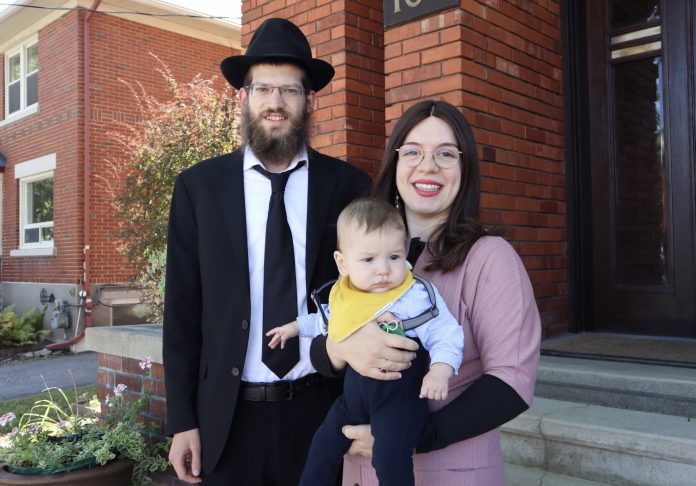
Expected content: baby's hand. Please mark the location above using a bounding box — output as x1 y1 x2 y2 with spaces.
376 311 397 324
419 363 453 400
266 321 299 349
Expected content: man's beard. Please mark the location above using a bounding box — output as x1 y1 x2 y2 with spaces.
242 104 310 167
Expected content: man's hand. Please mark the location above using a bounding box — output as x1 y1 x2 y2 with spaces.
327 322 418 380
169 428 203 483
343 424 374 459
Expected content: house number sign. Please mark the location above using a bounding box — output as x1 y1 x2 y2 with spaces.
384 0 460 27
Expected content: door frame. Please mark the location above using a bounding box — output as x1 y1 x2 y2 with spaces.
562 0 696 335
562 0 593 333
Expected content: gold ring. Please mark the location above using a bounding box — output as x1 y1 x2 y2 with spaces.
380 359 389 373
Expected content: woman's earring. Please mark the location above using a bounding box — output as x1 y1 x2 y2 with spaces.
395 193 401 209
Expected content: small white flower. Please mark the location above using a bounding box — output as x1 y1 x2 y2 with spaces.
0 412 16 427
139 356 153 370
113 383 127 396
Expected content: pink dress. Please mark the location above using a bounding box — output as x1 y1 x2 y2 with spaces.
342 236 541 486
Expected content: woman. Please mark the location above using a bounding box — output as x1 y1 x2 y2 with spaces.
311 100 541 485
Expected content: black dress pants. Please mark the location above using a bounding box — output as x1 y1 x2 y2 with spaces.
202 380 334 486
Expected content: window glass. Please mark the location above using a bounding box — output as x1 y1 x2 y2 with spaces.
5 41 38 117
610 0 660 29
612 56 667 285
28 178 53 224
26 43 38 73
8 54 20 83
41 226 53 242
9 83 21 113
26 72 38 106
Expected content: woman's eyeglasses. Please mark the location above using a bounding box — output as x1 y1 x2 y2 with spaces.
244 84 307 100
396 143 462 169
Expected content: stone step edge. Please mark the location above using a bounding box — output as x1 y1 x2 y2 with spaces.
537 356 696 402
501 397 696 466
505 463 612 486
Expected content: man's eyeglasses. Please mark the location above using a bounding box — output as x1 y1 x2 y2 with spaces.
396 143 462 169
244 84 307 100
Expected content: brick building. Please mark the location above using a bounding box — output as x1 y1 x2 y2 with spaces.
0 0 240 341
82 1 696 483
3 1 694 346
236 0 695 339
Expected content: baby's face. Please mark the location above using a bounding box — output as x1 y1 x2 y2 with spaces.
334 224 408 293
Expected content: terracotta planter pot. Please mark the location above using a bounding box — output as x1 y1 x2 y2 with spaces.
0 459 134 485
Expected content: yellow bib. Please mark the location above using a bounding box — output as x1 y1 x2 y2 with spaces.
327 270 415 342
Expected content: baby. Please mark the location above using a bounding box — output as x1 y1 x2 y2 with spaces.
267 198 463 486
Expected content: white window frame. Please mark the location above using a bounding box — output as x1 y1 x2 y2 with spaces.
11 154 56 257
3 36 39 123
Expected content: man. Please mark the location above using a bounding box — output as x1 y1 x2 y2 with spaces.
163 18 371 485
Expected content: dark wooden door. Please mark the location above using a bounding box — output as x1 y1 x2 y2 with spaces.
585 0 696 336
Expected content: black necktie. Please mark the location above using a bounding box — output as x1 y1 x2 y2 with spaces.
253 162 305 378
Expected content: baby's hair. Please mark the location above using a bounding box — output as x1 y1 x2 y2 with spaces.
336 197 406 250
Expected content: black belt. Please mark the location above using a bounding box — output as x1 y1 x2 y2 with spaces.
240 373 322 402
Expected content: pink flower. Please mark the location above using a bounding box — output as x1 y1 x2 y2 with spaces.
139 356 153 370
0 412 16 427
113 383 127 396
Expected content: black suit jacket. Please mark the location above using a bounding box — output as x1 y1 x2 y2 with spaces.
162 148 371 472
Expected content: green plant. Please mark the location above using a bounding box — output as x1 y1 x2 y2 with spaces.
0 385 96 427
101 53 240 320
0 305 49 346
0 359 170 485
138 250 167 323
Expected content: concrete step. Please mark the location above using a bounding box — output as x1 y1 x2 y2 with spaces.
505 463 612 485
535 355 696 417
501 397 696 486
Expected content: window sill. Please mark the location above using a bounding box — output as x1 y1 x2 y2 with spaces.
0 104 39 128
10 247 56 257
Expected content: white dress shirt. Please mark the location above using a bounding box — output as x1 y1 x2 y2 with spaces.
241 145 316 382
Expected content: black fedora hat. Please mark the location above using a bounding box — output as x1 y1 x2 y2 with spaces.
220 18 335 91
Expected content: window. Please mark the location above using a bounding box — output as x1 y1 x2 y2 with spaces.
12 154 55 256
21 174 53 247
4 38 39 118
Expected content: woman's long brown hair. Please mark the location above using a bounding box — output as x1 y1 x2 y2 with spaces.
372 100 503 273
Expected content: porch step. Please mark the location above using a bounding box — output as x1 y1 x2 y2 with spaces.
535 355 696 416
505 464 612 485
502 356 696 484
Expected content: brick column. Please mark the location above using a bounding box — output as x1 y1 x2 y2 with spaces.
384 1 567 335
242 1 385 175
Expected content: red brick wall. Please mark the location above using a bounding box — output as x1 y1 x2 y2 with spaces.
1 11 84 283
0 11 238 286
96 353 182 485
384 1 567 336
244 1 568 336
87 14 237 284
242 1 386 175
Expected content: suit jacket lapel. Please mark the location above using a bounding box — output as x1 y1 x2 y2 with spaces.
213 151 250 293
306 149 336 295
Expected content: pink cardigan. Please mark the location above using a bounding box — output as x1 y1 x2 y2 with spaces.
343 236 541 485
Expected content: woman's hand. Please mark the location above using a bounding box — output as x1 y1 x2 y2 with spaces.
326 322 418 380
343 424 374 459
